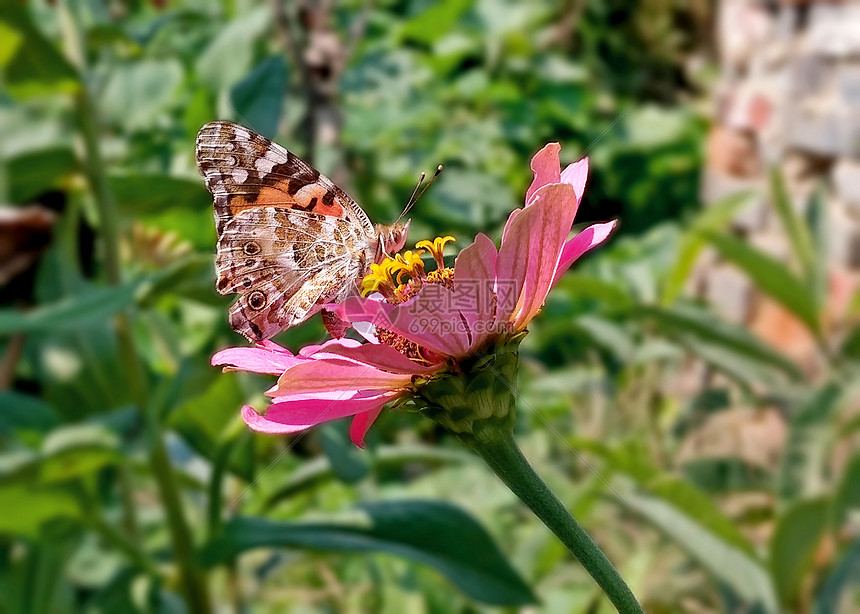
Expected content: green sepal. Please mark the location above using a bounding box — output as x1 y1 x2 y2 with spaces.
413 335 521 445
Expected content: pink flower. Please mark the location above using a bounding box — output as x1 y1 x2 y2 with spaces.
212 338 436 447
213 144 616 446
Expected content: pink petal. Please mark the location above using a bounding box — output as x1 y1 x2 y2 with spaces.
502 143 563 244
453 233 499 348
212 345 302 375
352 320 379 343
496 183 579 330
560 158 588 208
551 220 617 287
299 338 362 357
350 405 384 448
454 233 498 297
343 294 384 343
500 208 523 244
270 359 413 397
525 142 561 204
398 285 475 355
311 341 439 374
258 340 292 353
242 390 399 435
334 294 472 357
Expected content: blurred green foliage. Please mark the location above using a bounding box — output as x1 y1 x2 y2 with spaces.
0 1 858 613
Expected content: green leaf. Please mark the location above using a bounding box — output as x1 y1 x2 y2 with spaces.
0 263 193 336
0 4 79 99
682 457 770 493
229 55 287 139
838 324 860 362
0 391 60 437
701 230 820 334
169 373 245 453
570 314 636 361
319 423 371 484
662 190 753 305
0 282 139 334
431 169 518 228
769 168 816 285
201 500 536 606
554 275 635 309
805 184 829 307
622 488 778 612
637 304 804 384
573 438 756 555
832 454 860 530
0 485 80 537
777 383 843 502
133 207 215 251
109 174 211 216
569 437 660 484
263 445 471 508
0 527 79 613
100 59 184 131
648 477 758 556
0 450 38 483
135 255 215 306
7 147 78 203
400 0 472 44
36 425 121 483
769 498 830 607
184 85 216 139
0 422 121 488
195 7 270 91
0 18 23 68
813 540 860 614
85 569 142 614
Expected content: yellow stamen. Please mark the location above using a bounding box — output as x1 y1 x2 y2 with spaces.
416 236 455 271
426 267 454 290
360 237 455 308
360 261 400 298
389 249 426 285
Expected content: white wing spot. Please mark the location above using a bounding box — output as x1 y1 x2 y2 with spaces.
232 168 249 184
255 156 276 175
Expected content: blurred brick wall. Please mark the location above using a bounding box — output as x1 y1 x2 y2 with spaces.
701 0 860 369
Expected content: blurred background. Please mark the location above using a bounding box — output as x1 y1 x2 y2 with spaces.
2 0 860 612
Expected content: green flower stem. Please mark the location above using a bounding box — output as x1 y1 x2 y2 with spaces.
415 338 641 611
471 428 644 614
150 436 213 614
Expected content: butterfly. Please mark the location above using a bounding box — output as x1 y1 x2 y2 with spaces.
195 121 409 341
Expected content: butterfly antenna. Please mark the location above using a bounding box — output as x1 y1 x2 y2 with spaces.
398 171 425 222
397 165 443 223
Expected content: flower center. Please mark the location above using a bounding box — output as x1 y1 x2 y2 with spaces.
360 236 456 363
361 236 455 303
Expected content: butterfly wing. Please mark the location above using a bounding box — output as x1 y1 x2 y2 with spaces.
195 121 374 234
196 121 377 340
216 207 369 341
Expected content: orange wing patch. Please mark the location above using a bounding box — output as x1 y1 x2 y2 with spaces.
226 184 345 218
196 121 351 232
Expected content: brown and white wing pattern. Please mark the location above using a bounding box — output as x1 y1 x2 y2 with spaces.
215 207 370 341
196 120 383 340
195 121 373 234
